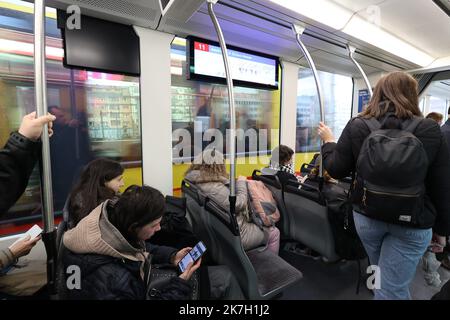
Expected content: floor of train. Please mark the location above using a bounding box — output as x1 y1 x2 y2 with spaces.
278 242 450 300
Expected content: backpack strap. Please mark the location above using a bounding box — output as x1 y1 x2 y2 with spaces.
360 117 381 132
402 117 423 133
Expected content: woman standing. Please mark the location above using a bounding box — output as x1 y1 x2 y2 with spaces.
317 72 450 299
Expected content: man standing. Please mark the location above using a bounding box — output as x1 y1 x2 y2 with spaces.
439 108 450 270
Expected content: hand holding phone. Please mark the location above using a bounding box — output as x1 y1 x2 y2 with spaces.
9 224 42 259
178 241 206 273
11 224 42 246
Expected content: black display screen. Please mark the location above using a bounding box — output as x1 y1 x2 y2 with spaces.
58 11 140 76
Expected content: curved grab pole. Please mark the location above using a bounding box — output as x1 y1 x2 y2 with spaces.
206 1 237 213
346 44 373 97
34 0 57 296
292 24 325 179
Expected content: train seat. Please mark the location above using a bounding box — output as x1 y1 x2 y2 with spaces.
283 180 340 262
251 170 290 240
182 180 303 299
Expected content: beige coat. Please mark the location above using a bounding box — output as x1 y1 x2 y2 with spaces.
185 170 266 250
63 201 148 278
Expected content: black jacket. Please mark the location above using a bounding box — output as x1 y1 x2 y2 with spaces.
441 119 450 151
0 132 40 214
276 171 297 186
322 117 450 235
432 279 450 300
63 243 192 300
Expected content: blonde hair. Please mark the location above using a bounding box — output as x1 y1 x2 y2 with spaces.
185 149 228 181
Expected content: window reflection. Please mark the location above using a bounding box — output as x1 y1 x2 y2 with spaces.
0 1 142 230
170 37 280 162
296 68 353 152
420 79 450 123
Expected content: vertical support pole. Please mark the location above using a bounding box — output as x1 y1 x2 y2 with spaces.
34 0 54 232
206 0 237 215
347 45 373 98
292 24 325 181
34 0 56 296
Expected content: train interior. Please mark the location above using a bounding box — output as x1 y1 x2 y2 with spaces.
0 0 450 299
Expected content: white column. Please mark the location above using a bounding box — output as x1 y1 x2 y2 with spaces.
423 95 431 116
280 60 299 151
134 26 174 196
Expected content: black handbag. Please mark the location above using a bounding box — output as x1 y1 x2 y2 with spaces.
326 176 367 260
147 264 199 300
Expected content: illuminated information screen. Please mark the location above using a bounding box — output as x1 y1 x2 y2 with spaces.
191 40 278 89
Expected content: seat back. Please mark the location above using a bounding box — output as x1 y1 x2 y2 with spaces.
182 178 302 299
55 220 68 300
283 181 340 262
204 199 302 299
182 180 219 261
251 170 290 239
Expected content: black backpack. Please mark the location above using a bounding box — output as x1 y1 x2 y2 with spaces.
353 115 428 226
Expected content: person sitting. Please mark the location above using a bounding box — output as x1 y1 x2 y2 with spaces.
0 235 44 297
67 161 244 300
62 185 201 300
184 149 280 254
266 145 300 185
66 158 124 229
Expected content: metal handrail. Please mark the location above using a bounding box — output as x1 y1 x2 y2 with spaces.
347 44 373 98
292 24 325 179
206 0 237 215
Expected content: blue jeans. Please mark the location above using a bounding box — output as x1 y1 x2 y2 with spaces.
353 211 432 300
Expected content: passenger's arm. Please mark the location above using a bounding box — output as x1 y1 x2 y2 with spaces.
235 177 248 213
146 243 178 264
321 119 356 179
0 112 56 215
0 248 15 272
0 132 40 214
426 134 450 236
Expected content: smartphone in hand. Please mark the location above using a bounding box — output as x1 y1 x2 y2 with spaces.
178 241 206 273
11 224 42 246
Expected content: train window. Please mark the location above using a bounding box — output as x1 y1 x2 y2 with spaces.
420 80 450 123
170 37 281 163
0 0 142 235
295 68 353 152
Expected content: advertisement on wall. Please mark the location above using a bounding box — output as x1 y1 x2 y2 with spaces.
358 89 371 113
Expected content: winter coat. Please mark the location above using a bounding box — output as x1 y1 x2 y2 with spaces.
441 119 450 151
184 170 266 250
62 201 192 300
0 132 40 215
322 116 450 236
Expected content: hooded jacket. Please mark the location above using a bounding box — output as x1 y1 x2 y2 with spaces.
322 116 450 235
184 170 266 250
62 201 192 300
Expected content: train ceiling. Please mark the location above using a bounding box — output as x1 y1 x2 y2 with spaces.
42 0 450 77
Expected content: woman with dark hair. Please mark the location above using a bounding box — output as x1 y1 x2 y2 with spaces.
317 71 450 299
62 185 200 300
67 158 124 228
